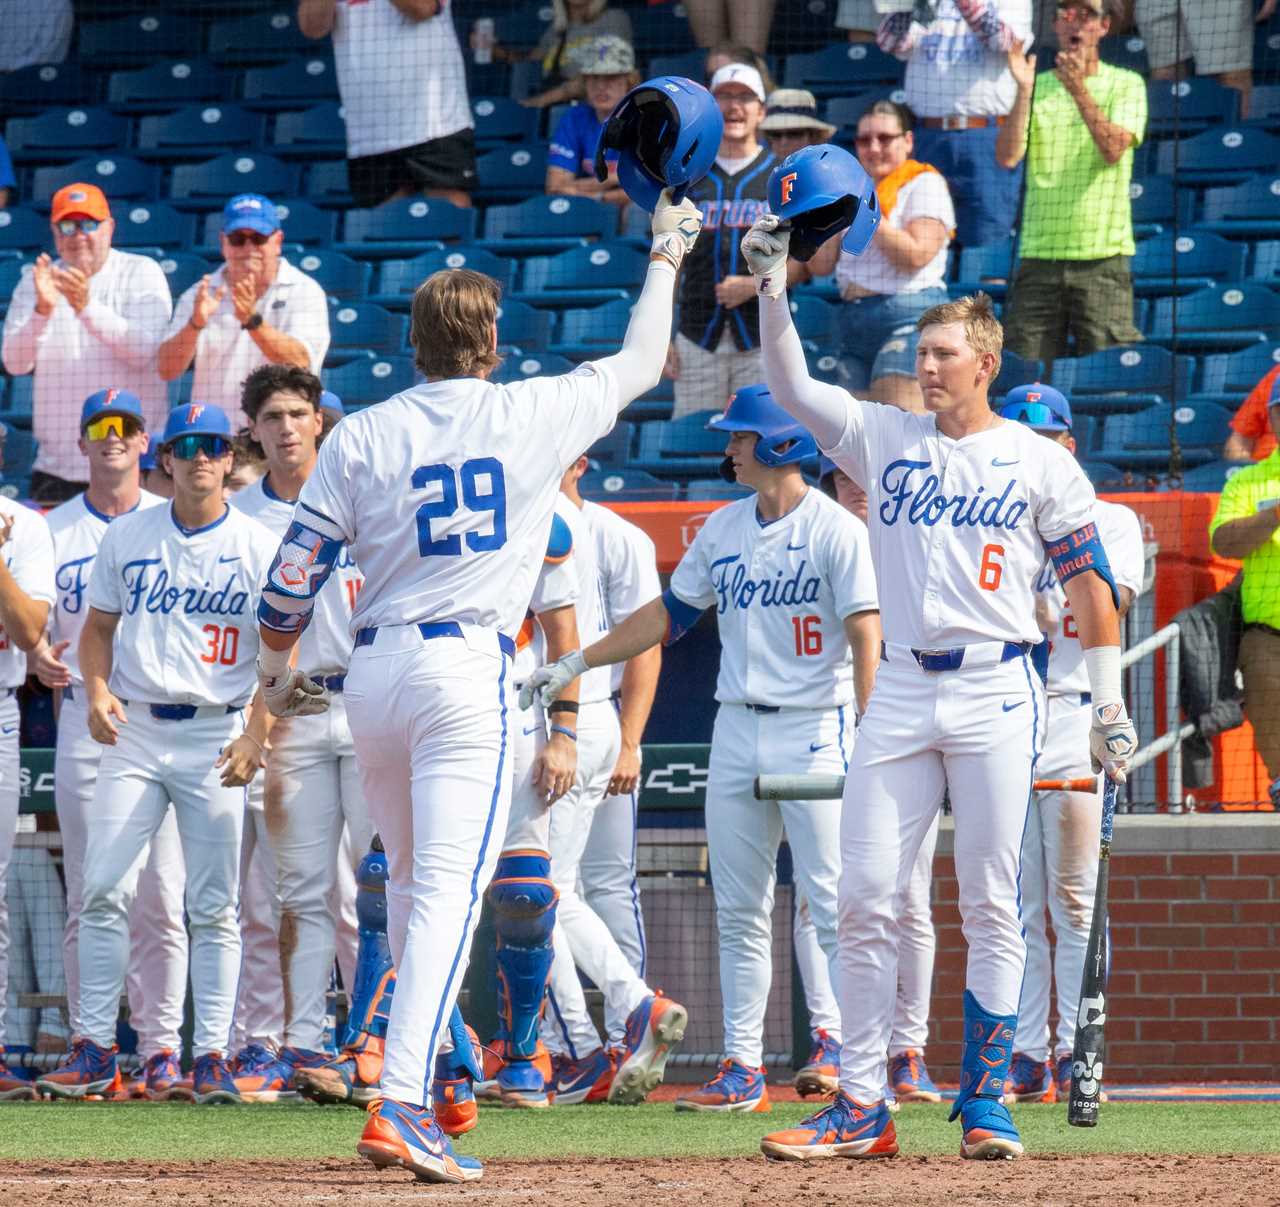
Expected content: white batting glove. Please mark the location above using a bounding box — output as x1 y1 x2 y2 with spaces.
519 649 589 712
1089 701 1137 784
257 660 329 718
741 214 790 297
650 188 703 271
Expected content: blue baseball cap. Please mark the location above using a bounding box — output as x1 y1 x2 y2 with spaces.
818 455 838 478
160 403 233 447
222 193 279 236
319 389 344 418
139 445 157 471
81 387 145 429
1000 383 1073 432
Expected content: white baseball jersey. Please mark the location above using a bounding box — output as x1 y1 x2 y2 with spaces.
0 498 55 688
668 487 878 709
557 496 612 705
824 406 1097 647
86 504 279 705
513 502 580 684
232 476 363 676
1036 498 1146 698
47 491 167 688
294 367 618 639
582 499 662 695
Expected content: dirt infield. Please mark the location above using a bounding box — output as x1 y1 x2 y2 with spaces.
3 1155 1277 1207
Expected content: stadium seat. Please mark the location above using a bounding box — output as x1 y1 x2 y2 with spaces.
783 43 903 97
630 2 697 54
1191 342 1280 404
1052 344 1195 413
106 60 232 112
208 10 312 66
293 250 373 301
32 155 162 204
583 420 635 465
323 356 418 407
0 259 31 310
1100 33 1149 74
1145 78 1239 135
145 251 213 300
990 352 1043 398
241 55 340 110
1097 403 1223 469
1127 175 1195 238
1147 284 1280 351
1082 459 1128 488
1068 413 1098 456
1197 174 1280 239
136 104 266 162
516 243 646 308
5 107 129 164
632 410 729 476
1 376 34 426
327 301 408 356
0 63 94 115
172 153 302 211
372 246 515 308
495 299 553 352
952 237 1018 299
307 159 353 206
552 298 633 360
338 197 477 257
274 103 348 160
261 199 336 246
789 294 840 350
110 202 197 249
491 353 577 386
481 196 617 256
0 209 51 254
1248 84 1280 132
470 97 539 146
474 145 549 205
493 7 553 51
0 426 37 496
686 478 752 501
647 50 706 80
1155 127 1280 185
1251 241 1280 284
466 61 512 102
1177 460 1250 491
1129 231 1247 295
579 467 679 501
77 14 202 68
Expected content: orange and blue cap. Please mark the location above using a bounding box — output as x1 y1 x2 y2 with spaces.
999 383 1073 432
81 388 144 429
160 403 233 447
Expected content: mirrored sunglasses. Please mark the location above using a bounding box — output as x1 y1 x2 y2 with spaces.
1001 401 1070 430
169 434 230 460
56 218 102 236
83 414 143 442
225 230 271 247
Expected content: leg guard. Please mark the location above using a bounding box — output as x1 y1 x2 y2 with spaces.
487 850 558 1060
950 989 1023 1159
346 834 395 1043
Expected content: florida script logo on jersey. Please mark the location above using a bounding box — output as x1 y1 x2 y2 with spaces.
710 554 821 614
56 555 96 615
120 558 250 617
878 459 1028 529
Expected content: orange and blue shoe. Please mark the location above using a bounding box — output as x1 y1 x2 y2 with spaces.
236 1046 329 1103
952 991 1024 1160
431 1042 479 1136
358 1098 483 1184
1003 1051 1055 1104
608 992 688 1105
958 1096 1025 1160
760 1091 898 1161
675 1058 770 1113
887 1049 942 1104
137 1050 184 1100
36 1038 118 1100
794 1029 840 1097
496 1039 553 1109
0 1053 38 1102
549 1047 615 1106
295 1034 383 1107
192 1052 246 1105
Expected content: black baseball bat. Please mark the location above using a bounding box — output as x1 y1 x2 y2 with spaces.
1067 773 1118 1127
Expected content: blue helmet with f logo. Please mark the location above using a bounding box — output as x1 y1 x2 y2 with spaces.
707 383 817 467
768 144 880 262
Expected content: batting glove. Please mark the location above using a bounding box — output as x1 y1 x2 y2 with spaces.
257 661 329 718
519 649 589 711
1089 701 1137 784
741 214 790 297
650 188 703 271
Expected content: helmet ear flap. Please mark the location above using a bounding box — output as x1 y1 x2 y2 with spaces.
788 196 858 262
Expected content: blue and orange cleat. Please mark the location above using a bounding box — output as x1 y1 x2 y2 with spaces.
675 1058 770 1113
549 1047 615 1106
951 991 1024 1160
295 1033 384 1107
496 1040 553 1109
191 1052 246 1105
760 1091 898 1161
608 992 687 1105
0 1053 38 1102
959 1096 1025 1160
1004 1051 1055 1104
36 1038 118 1100
887 1048 942 1104
431 1033 481 1136
358 1098 483 1184
237 1046 330 1103
794 1029 840 1097
137 1050 184 1100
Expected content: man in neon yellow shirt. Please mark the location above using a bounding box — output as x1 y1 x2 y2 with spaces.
995 0 1146 369
1210 379 1280 809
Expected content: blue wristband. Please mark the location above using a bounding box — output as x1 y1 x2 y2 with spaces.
550 724 577 742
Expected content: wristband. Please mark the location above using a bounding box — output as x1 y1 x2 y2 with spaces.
1082 645 1122 707
550 724 577 742
242 312 264 332
239 732 266 755
548 700 579 715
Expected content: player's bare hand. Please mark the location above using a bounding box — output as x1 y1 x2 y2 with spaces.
88 693 127 745
31 639 72 690
663 341 680 381
216 734 265 787
607 741 642 797
519 649 588 710
191 276 226 329
32 254 59 316
714 274 757 310
533 730 577 803
741 214 790 296
258 661 329 717
1089 701 1137 783
1008 39 1036 92
650 189 703 270
53 265 90 314
0 514 14 549
231 276 259 325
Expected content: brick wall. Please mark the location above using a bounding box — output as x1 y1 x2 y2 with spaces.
927 818 1280 1083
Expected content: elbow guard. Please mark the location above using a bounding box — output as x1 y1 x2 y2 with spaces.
259 508 345 634
1044 521 1119 610
661 588 704 645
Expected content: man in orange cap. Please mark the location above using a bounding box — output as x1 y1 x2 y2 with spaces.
1 184 171 505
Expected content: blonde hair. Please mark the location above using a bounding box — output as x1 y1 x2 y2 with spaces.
916 292 1003 382
410 269 503 381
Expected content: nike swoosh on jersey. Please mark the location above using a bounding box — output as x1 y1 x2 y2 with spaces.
218 555 241 564
0 725 15 735
991 457 1020 467
809 741 830 752
787 542 807 551
522 724 540 735
1001 700 1025 712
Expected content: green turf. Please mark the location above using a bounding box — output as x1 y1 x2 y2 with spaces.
4 1101 1280 1162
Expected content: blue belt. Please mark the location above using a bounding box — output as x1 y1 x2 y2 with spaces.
316 674 346 692
1080 691 1092 706
355 621 515 658
881 640 1032 673
149 703 240 721
744 703 781 714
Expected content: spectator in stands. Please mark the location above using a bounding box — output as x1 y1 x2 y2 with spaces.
1208 377 1280 809
686 0 775 56
1 183 171 506
157 194 329 433
806 100 956 414
0 0 71 73
545 36 640 207
997 0 1146 370
835 0 881 42
298 0 476 209
1224 360 1280 462
759 88 837 160
670 63 778 419
705 42 776 93
1136 0 1276 119
0 136 14 208
877 0 1032 248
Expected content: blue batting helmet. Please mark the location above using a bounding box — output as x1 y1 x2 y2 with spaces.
707 384 817 467
768 144 880 262
595 76 724 212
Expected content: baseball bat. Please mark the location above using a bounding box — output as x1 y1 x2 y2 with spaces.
753 774 1097 800
1067 773 1118 1128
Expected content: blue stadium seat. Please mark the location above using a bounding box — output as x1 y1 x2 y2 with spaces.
685 478 752 501
146 251 213 300
481 196 617 256
1255 22 1280 80
264 199 336 246
1155 128 1280 185
1127 175 1195 238
323 356 418 407
474 145 549 205
371 246 515 308
77 14 202 68
516 243 645 308
953 237 1018 299
552 298 633 360
327 301 408 356
5 107 129 164
495 299 553 352
466 61 512 101
1145 78 1239 135
491 353 577 386
579 467 679 501
1191 342 1280 404
1249 84 1280 132
492 7 553 51
0 259 31 314
1097 403 1224 469
583 420 634 465
823 91 899 138
274 103 348 160
1129 231 1247 295
1068 413 1098 456
106 60 231 113
470 97 539 146
0 426 38 496
1082 459 1128 487
308 160 353 206
1100 33 1150 74
0 63 94 116
293 250 373 301
1252 241 1280 284
1052 344 1195 413
208 10 312 66
338 198 477 257
171 153 302 211
241 55 339 110
1148 284 1280 351
32 155 162 204
0 209 50 254
1 376 34 426
647 50 706 81
788 294 840 349
136 105 266 162
110 202 197 249
630 2 697 54
632 411 728 476
1177 460 1250 491
991 352 1043 398
783 43 903 96
1197 174 1280 239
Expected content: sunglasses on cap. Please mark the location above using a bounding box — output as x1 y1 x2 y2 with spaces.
168 434 230 460
84 415 143 442
1002 400 1071 430
225 230 271 247
55 218 102 237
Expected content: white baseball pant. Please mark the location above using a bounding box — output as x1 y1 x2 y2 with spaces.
0 694 21 1047
231 781 283 1052
333 824 359 1026
793 889 840 1035
581 786 647 978
6 842 69 1047
79 707 248 1057
1015 694 1099 1062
